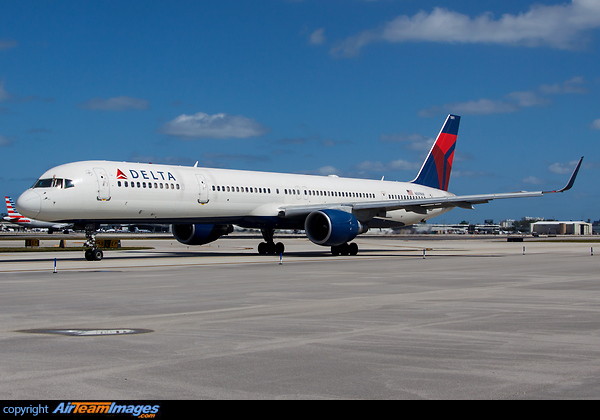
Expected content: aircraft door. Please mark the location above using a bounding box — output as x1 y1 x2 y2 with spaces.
196 174 210 204
93 167 111 201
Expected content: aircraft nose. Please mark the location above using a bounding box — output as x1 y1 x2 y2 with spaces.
16 190 41 218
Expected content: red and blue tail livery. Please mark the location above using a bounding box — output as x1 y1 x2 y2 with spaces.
412 114 460 191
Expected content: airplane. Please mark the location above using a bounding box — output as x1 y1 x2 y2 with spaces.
3 196 71 233
15 114 583 261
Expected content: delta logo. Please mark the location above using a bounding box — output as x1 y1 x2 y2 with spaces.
53 401 160 417
117 168 177 182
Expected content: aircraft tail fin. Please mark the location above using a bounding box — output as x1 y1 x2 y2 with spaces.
5 196 22 218
411 114 460 191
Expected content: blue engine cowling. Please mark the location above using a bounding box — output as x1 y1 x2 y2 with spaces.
172 223 233 245
304 209 365 247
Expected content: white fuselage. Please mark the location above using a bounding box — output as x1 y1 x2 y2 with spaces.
2 215 67 229
16 160 454 229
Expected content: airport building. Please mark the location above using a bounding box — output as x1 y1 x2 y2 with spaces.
530 221 592 235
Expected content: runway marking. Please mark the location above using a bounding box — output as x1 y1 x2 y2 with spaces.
17 328 154 336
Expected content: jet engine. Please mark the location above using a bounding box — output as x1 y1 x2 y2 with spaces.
172 223 233 245
304 209 366 247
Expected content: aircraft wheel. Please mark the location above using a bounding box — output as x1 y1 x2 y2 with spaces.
275 242 285 255
331 243 358 256
92 249 103 261
258 242 268 255
84 249 94 261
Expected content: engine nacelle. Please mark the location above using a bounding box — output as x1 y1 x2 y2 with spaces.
171 223 233 245
304 209 366 247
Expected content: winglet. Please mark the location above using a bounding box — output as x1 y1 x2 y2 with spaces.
545 157 583 193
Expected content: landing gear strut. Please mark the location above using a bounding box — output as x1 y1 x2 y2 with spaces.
83 224 103 261
331 242 358 256
257 229 285 255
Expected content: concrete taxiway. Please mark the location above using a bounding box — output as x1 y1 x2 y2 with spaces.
1 234 600 399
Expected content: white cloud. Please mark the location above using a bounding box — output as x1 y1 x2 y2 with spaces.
419 98 520 117
380 133 434 152
0 134 13 147
354 158 420 173
591 118 600 130
522 176 545 185
316 166 339 176
0 81 10 102
507 91 551 108
549 160 581 174
420 76 587 116
309 28 326 45
160 112 270 139
332 0 600 57
79 96 150 111
0 40 17 51
539 76 588 94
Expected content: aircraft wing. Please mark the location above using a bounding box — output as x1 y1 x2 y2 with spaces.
279 157 583 219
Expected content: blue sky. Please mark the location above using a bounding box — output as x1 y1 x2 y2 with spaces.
1 0 599 224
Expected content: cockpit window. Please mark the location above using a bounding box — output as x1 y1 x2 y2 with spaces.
33 178 75 189
33 178 53 188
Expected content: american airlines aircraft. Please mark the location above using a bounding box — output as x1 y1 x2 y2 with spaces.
15 115 582 261
3 196 71 233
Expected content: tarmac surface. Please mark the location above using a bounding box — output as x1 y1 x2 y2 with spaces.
1 233 600 399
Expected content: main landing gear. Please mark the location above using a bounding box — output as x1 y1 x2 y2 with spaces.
331 242 358 256
83 224 103 261
257 229 285 255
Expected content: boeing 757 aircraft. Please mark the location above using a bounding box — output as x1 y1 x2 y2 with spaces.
15 115 582 261
4 196 71 233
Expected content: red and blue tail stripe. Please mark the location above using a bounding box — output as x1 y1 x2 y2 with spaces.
412 114 460 191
